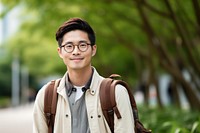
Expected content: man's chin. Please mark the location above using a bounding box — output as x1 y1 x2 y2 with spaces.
68 65 83 70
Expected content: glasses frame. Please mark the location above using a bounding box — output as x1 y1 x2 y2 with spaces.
60 41 91 53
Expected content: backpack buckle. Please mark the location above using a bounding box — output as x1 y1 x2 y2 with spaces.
45 113 52 126
107 109 114 115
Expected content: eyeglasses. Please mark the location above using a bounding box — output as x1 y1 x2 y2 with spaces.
60 42 91 53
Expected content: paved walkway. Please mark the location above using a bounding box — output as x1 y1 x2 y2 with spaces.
0 103 33 133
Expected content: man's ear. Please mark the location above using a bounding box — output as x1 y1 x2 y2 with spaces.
57 47 63 58
92 45 97 56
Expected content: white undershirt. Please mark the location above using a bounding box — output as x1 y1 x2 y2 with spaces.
74 86 84 102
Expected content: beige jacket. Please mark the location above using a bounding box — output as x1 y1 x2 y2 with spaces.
33 69 135 133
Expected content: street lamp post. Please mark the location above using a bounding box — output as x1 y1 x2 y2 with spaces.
12 55 20 106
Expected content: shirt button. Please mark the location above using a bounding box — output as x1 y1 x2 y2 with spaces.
98 115 101 118
66 114 69 117
91 116 93 119
91 90 95 94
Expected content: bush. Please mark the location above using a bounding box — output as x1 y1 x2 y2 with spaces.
138 106 200 133
0 97 11 108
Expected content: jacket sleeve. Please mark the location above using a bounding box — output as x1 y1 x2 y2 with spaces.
33 84 48 133
114 84 135 133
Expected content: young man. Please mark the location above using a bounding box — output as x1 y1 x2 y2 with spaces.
33 18 135 133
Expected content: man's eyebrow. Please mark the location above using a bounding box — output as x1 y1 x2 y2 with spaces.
63 40 88 45
63 41 73 45
79 40 88 43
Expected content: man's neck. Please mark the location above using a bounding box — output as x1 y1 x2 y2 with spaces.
68 67 93 86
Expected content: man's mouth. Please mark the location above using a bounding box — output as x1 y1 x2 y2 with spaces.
70 58 84 61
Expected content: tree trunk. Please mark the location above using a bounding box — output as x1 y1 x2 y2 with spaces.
134 0 200 110
170 78 181 108
148 45 163 108
134 0 165 108
191 0 200 35
163 0 200 77
160 60 200 110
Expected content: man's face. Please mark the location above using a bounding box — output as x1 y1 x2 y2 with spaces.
57 30 96 71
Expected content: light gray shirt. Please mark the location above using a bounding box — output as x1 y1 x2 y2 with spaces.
65 69 93 133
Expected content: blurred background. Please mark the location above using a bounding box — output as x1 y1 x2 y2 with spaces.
0 0 200 133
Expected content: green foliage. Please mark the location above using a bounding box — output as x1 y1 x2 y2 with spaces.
1 1 144 80
1 0 200 111
0 97 11 108
138 106 200 133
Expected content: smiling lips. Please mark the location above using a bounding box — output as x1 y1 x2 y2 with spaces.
70 57 84 61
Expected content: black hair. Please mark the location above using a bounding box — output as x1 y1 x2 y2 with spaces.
55 18 95 47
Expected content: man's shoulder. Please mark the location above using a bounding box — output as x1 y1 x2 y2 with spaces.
115 84 129 94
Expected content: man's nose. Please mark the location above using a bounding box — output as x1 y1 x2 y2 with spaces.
72 46 80 54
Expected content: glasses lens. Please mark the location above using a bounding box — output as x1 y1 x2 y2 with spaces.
79 42 88 52
64 44 73 53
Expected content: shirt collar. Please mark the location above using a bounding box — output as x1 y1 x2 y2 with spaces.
65 68 94 97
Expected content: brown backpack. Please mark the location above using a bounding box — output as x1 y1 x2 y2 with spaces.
44 75 151 133
44 79 61 133
99 74 151 133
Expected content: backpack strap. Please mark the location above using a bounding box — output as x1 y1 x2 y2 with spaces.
111 79 139 120
44 79 61 133
99 78 115 132
99 75 139 133
111 80 152 133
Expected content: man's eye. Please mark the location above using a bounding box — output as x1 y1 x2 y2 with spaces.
80 43 87 47
66 44 73 48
